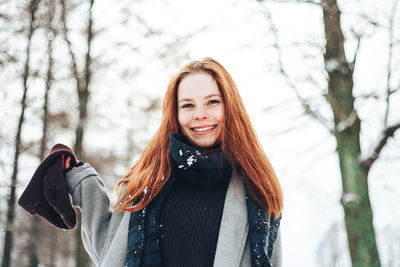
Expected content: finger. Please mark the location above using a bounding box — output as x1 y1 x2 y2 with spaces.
66 156 71 169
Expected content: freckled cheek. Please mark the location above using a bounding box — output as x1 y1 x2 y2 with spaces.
215 107 225 122
178 111 192 128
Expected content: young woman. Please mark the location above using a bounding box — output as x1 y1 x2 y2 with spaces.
64 57 283 267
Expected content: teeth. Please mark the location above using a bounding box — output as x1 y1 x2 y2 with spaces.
193 125 215 132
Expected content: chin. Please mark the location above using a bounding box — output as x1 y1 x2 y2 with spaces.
194 139 220 149
197 143 214 148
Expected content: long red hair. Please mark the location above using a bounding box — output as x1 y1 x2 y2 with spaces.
115 58 283 216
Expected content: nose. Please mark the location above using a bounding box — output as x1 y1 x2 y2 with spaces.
193 106 208 120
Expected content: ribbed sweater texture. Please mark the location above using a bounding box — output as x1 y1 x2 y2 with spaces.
158 171 230 267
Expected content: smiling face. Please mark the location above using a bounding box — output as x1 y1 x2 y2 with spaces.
177 72 225 149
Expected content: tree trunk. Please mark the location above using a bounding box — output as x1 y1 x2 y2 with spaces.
60 0 94 265
321 0 380 266
28 241 39 267
28 216 40 267
27 1 57 265
1 1 40 266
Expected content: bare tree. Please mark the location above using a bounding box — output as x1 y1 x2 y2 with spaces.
25 0 58 266
322 1 380 266
258 0 400 266
1 1 41 267
60 0 95 265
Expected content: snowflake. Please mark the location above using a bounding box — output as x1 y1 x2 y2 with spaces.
186 155 196 166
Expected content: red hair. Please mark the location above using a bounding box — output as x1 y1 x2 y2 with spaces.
115 58 283 216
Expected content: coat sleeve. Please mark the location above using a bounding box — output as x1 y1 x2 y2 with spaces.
65 162 113 265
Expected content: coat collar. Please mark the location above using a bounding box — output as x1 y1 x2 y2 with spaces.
213 168 249 267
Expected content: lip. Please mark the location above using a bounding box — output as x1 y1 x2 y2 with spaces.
190 124 216 129
190 124 217 134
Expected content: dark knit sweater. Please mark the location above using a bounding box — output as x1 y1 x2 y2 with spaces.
158 169 230 267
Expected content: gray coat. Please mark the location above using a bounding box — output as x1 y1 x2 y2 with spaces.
66 163 282 267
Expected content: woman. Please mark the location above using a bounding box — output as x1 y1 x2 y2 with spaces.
64 57 283 267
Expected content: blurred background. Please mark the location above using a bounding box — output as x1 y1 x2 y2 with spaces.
1 0 399 266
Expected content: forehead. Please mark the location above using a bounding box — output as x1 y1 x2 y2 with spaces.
177 72 220 100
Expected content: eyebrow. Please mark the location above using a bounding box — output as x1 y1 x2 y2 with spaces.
178 94 222 103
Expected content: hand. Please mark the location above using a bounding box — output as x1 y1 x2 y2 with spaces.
62 155 72 169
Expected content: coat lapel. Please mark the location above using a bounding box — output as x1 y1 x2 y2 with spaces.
213 169 249 267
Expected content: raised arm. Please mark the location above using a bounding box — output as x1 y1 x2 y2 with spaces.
65 162 112 265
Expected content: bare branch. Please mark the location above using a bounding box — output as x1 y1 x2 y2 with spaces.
358 13 383 27
0 12 11 21
362 121 400 173
350 29 361 70
258 2 333 134
60 0 81 92
83 0 94 94
390 85 399 96
40 0 57 161
384 0 398 127
130 12 161 37
0 48 18 66
356 93 380 100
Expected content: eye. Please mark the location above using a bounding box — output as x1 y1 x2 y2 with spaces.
208 99 220 105
181 103 194 108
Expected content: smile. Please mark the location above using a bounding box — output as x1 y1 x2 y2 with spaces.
191 125 217 132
